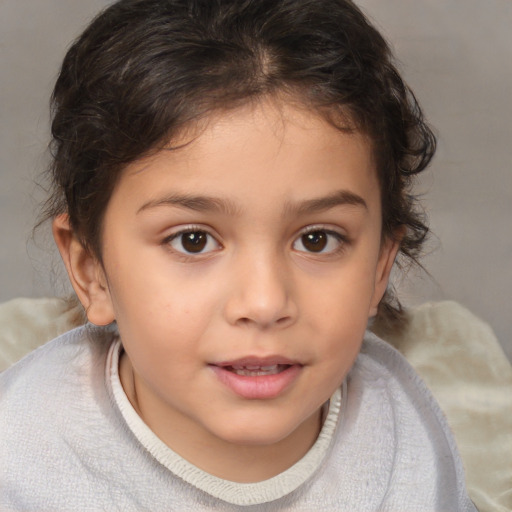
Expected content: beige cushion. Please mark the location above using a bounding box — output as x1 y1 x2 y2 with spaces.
0 297 510 511
0 297 84 371
375 301 512 512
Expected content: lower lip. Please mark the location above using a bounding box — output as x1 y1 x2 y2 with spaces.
210 365 302 400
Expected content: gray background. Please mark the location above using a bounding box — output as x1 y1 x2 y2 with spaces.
1 1 510 359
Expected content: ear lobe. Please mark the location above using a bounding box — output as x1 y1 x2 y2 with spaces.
52 214 115 326
368 235 401 318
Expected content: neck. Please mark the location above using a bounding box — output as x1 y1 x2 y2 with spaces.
119 352 324 482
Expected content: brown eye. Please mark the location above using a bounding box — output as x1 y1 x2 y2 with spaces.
181 232 207 253
293 229 344 254
168 230 220 255
301 231 327 252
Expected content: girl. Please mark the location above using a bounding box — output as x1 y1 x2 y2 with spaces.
1 0 477 510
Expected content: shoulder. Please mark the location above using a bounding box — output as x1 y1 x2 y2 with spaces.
346 330 476 510
0 325 116 430
1 324 114 398
355 330 455 438
0 325 120 508
371 303 511 512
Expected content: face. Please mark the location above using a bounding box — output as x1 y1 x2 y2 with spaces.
62 98 398 480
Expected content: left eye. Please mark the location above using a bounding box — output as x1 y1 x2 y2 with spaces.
293 230 344 254
167 230 220 254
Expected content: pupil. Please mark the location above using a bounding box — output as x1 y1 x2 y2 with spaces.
182 232 207 253
302 231 327 252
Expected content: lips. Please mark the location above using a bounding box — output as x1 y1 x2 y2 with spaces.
209 357 302 399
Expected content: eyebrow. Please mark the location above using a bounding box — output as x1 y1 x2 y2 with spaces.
137 189 367 217
137 193 241 216
285 190 368 216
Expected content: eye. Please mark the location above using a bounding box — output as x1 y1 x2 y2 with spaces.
167 229 220 255
293 229 345 254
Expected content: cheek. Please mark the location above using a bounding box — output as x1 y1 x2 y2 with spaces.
304 261 378 318
298 257 379 359
105 243 218 316
107 263 222 357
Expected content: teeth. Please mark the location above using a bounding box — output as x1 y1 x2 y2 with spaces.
233 364 278 371
243 365 265 371
229 364 284 376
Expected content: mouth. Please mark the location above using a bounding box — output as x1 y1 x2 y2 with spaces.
222 363 291 377
209 357 303 399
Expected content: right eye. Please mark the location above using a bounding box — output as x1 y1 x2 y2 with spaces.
166 230 221 255
292 229 345 255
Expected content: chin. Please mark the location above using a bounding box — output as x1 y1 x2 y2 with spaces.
210 412 313 448
223 435 281 447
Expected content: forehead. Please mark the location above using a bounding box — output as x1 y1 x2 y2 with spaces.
116 98 379 215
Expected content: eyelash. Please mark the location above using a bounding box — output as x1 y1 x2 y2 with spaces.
163 226 222 258
162 225 349 258
292 227 348 256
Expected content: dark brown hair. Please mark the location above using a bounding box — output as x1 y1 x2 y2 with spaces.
43 0 435 324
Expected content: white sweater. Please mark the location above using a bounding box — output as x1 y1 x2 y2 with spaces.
0 326 477 511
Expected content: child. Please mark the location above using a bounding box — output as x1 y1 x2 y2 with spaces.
0 0 477 510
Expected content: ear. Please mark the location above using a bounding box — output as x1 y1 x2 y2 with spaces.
368 232 402 318
52 214 115 326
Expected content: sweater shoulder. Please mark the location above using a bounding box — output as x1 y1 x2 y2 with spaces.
0 325 116 432
353 331 476 511
1 325 113 393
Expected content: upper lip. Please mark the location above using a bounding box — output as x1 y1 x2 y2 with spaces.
212 356 302 368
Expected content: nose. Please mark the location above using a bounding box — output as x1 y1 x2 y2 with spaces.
224 251 298 330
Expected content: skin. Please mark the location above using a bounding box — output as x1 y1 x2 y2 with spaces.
54 98 399 482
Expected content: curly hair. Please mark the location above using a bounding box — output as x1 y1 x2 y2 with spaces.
42 0 435 325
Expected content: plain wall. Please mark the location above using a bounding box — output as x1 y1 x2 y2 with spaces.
0 0 511 359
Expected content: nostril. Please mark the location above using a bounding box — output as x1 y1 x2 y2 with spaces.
224 273 298 328
234 314 292 329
